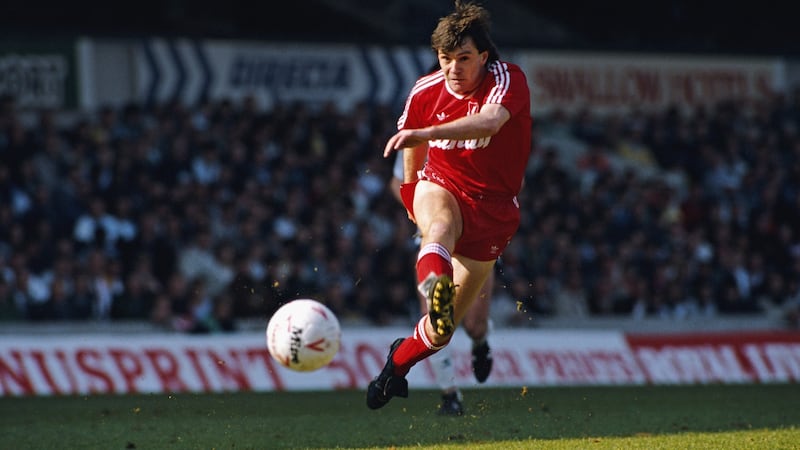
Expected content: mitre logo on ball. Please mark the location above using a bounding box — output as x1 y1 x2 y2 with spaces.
265 299 341 372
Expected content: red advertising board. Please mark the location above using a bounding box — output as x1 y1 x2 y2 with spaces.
516 52 785 115
626 331 800 384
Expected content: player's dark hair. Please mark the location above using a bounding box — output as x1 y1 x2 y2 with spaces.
431 1 500 64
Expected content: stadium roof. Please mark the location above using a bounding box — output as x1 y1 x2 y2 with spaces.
2 0 799 56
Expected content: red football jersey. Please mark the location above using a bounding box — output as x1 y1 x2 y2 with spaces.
397 61 532 197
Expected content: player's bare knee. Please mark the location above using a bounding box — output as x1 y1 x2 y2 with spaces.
424 221 454 243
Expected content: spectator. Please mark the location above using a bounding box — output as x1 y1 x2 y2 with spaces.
85 249 124 320
73 196 118 251
178 230 234 298
0 276 23 320
549 268 587 318
2 88 800 330
113 255 161 319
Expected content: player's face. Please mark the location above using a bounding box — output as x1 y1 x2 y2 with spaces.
437 37 488 96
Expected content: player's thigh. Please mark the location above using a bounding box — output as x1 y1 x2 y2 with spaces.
451 255 495 325
413 180 462 245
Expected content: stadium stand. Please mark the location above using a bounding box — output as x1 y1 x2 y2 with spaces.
2 1 800 335
2 86 800 333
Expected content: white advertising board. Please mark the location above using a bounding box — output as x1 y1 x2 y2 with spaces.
2 328 798 396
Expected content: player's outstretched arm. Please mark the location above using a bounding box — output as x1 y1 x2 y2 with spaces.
383 103 510 159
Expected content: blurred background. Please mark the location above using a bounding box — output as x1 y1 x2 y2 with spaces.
2 0 800 336
4 0 800 54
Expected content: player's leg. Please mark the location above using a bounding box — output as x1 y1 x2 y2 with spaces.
412 180 462 344
410 286 462 415
427 271 494 413
435 273 494 414
367 253 494 410
396 255 493 406
429 348 463 415
367 181 459 409
368 181 482 410
460 271 491 339
461 271 494 383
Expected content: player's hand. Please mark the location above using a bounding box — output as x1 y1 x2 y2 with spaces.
383 130 428 158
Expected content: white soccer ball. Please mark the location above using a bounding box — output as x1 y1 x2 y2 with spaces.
266 299 341 372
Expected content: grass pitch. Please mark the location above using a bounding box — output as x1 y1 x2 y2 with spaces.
2 384 799 449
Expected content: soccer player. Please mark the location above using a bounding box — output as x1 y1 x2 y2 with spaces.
389 153 494 416
367 1 531 410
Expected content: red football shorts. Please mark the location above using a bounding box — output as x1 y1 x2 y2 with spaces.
399 178 520 262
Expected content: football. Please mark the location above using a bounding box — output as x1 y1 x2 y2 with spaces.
266 299 341 372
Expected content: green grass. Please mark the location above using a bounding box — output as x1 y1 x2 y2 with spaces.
2 385 799 449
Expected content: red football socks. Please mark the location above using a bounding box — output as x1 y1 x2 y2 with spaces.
391 317 450 376
416 242 453 285
391 242 454 376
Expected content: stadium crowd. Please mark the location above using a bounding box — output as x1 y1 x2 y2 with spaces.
2 88 800 331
